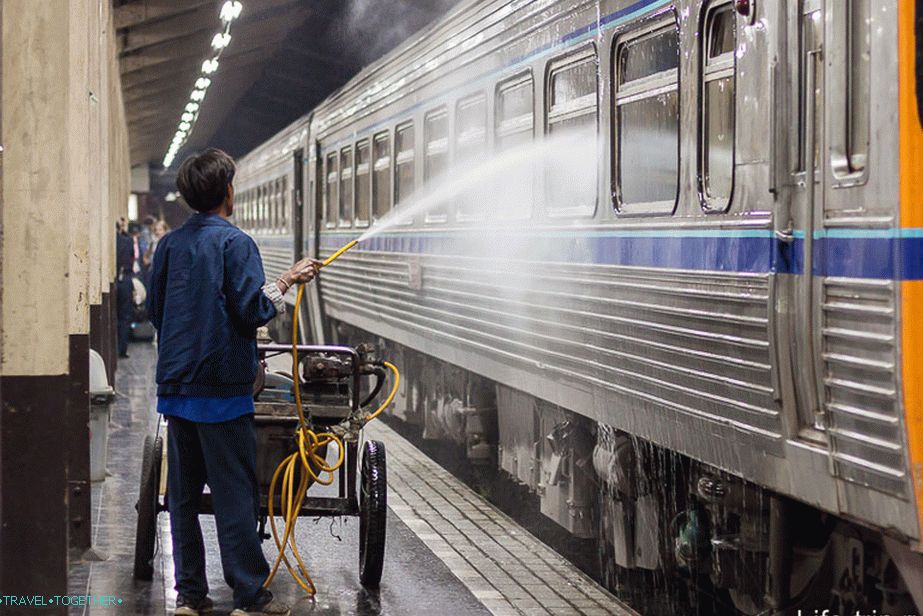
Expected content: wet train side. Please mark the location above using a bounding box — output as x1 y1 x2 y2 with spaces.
236 0 923 612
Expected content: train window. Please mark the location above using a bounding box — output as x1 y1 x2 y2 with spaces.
242 191 248 230
829 0 870 181
495 73 534 218
355 140 370 227
496 74 533 147
546 48 598 216
266 183 273 230
249 190 254 230
395 122 415 207
701 3 736 208
614 22 680 214
455 93 487 219
246 190 252 230
340 147 354 226
424 108 449 222
271 180 279 232
281 176 288 231
325 153 338 228
257 186 264 231
274 179 281 232
372 131 392 220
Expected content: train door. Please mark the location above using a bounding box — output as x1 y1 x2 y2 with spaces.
785 0 827 440
293 148 305 260
303 139 328 343
785 0 905 496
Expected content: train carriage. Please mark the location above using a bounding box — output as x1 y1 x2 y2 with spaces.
238 0 923 612
235 115 311 338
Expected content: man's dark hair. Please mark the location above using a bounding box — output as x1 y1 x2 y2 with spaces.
128 222 141 235
176 148 236 213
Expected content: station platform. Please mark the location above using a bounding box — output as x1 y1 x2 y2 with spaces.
68 341 633 616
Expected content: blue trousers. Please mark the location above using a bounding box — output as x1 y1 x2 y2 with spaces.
166 414 269 608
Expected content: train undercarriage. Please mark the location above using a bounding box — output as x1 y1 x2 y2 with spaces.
321 320 922 615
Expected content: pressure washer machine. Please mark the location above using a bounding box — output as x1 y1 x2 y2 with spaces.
132 341 400 594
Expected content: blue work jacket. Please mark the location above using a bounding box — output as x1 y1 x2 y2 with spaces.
147 213 277 398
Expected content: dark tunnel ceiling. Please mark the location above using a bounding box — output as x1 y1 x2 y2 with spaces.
117 0 459 177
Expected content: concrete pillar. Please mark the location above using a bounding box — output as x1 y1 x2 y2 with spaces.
65 0 94 552
0 0 129 606
1 3 74 606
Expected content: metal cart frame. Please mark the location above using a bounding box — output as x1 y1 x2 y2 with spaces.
133 343 389 588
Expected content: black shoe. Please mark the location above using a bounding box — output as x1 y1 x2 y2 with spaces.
118 352 129 358
174 595 214 616
231 590 290 616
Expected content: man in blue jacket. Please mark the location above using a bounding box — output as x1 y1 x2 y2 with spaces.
148 149 319 616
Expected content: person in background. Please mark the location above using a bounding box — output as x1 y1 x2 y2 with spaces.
115 221 135 358
128 222 143 276
141 215 155 256
147 148 321 616
143 219 169 270
142 219 169 289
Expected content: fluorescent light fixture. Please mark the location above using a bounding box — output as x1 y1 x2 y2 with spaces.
163 2 241 169
212 32 232 49
220 1 243 22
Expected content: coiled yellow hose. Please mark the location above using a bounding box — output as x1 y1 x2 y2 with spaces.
263 242 399 596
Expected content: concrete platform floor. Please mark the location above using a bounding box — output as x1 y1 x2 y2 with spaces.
68 340 633 616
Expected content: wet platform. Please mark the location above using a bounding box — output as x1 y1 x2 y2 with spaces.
68 340 633 616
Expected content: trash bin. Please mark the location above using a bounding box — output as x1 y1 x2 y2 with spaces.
89 349 115 481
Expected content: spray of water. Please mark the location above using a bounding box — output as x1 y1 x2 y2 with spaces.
357 127 598 243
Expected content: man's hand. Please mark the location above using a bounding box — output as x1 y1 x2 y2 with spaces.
282 258 323 285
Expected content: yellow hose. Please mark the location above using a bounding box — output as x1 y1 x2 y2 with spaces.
262 241 399 597
321 239 358 268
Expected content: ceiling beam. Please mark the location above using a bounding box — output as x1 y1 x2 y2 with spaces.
118 5 215 55
114 0 212 31
119 8 304 76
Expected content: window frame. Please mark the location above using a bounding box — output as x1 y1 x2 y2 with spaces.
324 152 338 229
612 17 681 216
354 138 371 228
280 176 288 232
339 146 354 227
454 92 488 222
494 70 535 220
257 185 265 232
828 0 871 187
272 179 280 232
699 1 737 212
423 106 450 223
393 121 416 215
495 70 535 145
544 44 600 218
371 130 392 221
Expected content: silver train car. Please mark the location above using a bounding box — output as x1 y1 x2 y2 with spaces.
236 0 923 612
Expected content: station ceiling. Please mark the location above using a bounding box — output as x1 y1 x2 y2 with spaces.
116 0 457 176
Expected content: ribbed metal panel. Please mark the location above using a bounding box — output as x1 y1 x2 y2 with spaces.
320 251 782 440
255 242 293 285
822 277 908 498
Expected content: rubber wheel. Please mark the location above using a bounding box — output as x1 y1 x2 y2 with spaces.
359 440 387 587
133 434 162 581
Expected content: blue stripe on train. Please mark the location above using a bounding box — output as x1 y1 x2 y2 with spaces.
311 230 923 280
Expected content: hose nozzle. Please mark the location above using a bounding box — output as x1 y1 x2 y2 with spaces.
321 239 359 268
